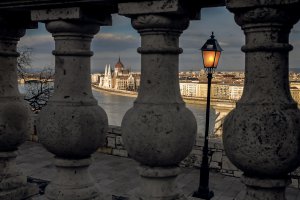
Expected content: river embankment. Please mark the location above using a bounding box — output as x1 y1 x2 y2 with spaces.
92 84 236 107
92 85 137 98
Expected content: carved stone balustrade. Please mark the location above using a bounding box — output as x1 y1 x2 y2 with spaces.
32 7 110 200
223 1 300 200
119 1 204 199
0 13 36 200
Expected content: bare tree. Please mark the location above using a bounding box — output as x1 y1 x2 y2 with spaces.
23 67 54 112
17 46 33 80
17 46 54 112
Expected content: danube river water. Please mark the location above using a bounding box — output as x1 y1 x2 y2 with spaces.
92 90 206 135
19 84 206 135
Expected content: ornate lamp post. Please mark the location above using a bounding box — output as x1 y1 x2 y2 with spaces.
193 32 222 200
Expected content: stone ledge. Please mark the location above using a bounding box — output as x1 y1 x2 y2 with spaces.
27 125 300 189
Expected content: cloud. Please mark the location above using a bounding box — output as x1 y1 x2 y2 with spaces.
92 32 139 52
20 34 53 48
17 7 300 72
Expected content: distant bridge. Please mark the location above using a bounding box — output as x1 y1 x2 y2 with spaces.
18 78 54 84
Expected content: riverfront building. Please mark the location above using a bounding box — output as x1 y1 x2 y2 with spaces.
95 58 140 91
94 68 300 104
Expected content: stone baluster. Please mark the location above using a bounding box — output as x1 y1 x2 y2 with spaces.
32 8 109 200
0 14 36 200
119 1 197 199
223 1 300 199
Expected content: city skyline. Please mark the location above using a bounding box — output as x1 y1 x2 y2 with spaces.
20 7 300 72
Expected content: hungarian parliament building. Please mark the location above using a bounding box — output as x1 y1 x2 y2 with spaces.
91 58 300 103
91 58 141 91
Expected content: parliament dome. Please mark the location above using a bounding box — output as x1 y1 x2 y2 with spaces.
115 57 124 69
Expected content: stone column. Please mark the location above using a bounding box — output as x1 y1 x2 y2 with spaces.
223 2 300 200
0 15 35 200
119 2 197 199
32 8 109 200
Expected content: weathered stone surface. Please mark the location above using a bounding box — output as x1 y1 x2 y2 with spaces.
212 151 222 163
46 158 100 200
98 147 113 155
0 15 36 199
31 7 112 25
208 140 215 149
0 152 28 199
224 4 300 177
137 166 182 200
112 149 128 157
0 0 117 9
291 167 300 176
290 178 299 188
118 0 182 15
191 148 202 156
38 19 108 158
35 12 109 200
31 7 81 21
241 176 291 200
233 171 243 178
223 1 300 200
195 138 204 147
226 0 299 9
121 14 196 167
120 5 197 199
107 133 117 138
0 22 29 152
213 139 223 150
222 156 238 171
210 161 221 170
111 125 122 135
107 137 116 148
193 154 202 168
220 170 234 177
116 135 123 145
118 0 224 20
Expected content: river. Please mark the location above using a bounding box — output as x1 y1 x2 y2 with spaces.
92 90 206 135
19 84 207 135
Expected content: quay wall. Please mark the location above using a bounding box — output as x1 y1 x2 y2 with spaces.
92 85 137 98
92 85 236 106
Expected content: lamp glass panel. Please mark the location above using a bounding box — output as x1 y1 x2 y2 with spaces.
202 51 217 68
213 51 221 67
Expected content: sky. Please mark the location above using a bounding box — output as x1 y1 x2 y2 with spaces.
19 7 300 73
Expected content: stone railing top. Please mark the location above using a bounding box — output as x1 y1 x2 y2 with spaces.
0 0 116 9
226 0 299 9
0 0 225 11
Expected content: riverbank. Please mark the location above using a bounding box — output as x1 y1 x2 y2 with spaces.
92 84 236 107
92 85 137 98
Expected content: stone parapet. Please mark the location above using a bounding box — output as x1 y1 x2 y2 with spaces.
98 125 129 157
27 124 300 188
91 126 300 189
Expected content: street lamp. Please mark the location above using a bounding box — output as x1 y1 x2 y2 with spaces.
193 32 223 200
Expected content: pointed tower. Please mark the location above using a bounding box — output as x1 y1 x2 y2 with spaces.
108 64 111 77
114 56 124 75
104 64 108 76
108 64 112 88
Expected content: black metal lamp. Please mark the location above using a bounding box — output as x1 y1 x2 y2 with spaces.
193 32 223 200
201 32 223 72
